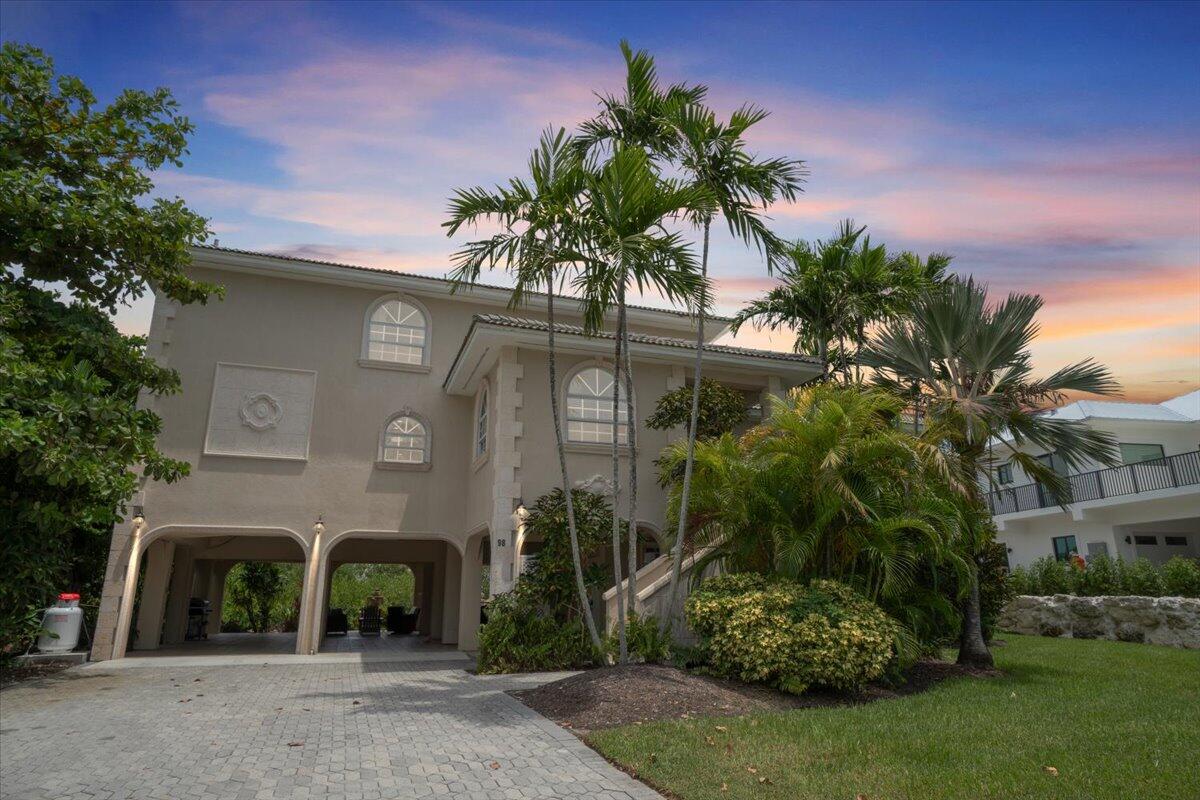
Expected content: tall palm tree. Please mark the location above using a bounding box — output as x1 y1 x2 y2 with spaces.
729 226 862 379
861 276 1121 666
443 128 604 652
574 41 706 628
573 144 712 661
659 102 806 633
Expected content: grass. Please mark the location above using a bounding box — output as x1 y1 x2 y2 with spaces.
588 635 1200 800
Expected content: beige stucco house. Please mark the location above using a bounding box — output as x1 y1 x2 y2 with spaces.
90 246 822 661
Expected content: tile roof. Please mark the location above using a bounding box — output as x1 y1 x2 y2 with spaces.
1040 391 1200 423
471 313 823 365
192 244 734 323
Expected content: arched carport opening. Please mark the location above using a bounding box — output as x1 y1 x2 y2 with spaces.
120 526 311 658
308 531 481 654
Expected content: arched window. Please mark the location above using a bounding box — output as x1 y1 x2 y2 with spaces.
364 296 428 365
380 415 429 464
475 383 489 457
566 365 627 444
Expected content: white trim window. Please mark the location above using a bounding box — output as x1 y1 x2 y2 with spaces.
475 383 489 457
366 297 427 365
381 415 429 464
566 365 627 444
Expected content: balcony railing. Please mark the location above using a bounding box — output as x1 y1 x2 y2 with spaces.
987 450 1200 515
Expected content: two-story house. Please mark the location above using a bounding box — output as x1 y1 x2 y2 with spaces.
89 246 822 661
985 391 1200 568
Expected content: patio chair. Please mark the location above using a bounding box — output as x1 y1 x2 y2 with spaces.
326 608 349 636
386 605 407 634
359 605 382 636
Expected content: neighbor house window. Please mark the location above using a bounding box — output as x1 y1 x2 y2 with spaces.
1165 536 1188 546
380 415 428 464
1052 535 1077 562
566 365 628 444
1119 443 1165 464
1133 535 1158 546
475 383 489 458
997 464 1013 485
365 296 427 365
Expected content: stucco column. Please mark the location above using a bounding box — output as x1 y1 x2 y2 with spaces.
457 535 484 651
207 561 232 637
132 539 176 650
298 522 323 654
430 552 446 638
108 515 147 660
441 544 462 644
418 564 434 636
489 351 523 595
162 545 196 644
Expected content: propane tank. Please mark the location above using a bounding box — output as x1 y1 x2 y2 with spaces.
37 593 84 653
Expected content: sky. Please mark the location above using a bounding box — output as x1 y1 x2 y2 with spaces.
6 0 1199 402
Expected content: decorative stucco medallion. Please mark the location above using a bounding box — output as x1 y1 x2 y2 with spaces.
240 393 284 430
575 473 618 497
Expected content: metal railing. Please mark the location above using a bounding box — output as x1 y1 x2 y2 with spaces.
987 450 1200 515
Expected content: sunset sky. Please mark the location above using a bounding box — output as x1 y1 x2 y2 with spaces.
8 1 1199 401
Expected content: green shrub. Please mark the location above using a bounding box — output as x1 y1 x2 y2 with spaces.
1162 557 1200 598
1124 557 1165 596
685 575 898 695
477 593 596 674
1071 554 1122 596
604 611 672 664
1007 565 1033 595
1026 556 1072 595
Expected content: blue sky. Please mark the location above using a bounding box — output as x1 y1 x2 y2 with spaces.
6 0 1199 399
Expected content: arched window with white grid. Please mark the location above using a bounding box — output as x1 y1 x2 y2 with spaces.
566 365 627 444
363 296 428 366
379 414 429 464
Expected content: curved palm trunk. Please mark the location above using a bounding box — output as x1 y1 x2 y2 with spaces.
547 277 603 652
621 308 639 620
662 220 711 635
610 288 629 664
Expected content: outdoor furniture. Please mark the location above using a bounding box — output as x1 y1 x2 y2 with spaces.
185 598 211 641
396 607 420 635
326 608 349 635
386 605 407 634
359 605 382 636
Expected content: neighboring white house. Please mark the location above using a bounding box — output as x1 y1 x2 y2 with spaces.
89 246 823 661
985 390 1200 568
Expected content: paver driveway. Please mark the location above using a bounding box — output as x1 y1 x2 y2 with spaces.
0 659 661 800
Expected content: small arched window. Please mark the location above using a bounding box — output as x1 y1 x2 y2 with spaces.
365 297 427 365
566 365 627 444
381 415 429 464
475 383 489 457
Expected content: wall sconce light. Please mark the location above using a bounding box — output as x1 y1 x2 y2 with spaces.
313 515 325 535
131 505 145 527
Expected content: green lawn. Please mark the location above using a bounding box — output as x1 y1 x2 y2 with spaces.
588 635 1200 800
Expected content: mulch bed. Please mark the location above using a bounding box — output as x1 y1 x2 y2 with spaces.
511 660 998 734
0 659 76 690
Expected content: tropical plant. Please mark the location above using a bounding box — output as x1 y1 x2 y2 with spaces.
571 143 712 661
226 562 284 633
659 382 968 654
443 128 605 651
646 378 748 440
861 276 1121 666
602 611 672 664
0 44 216 656
1162 556 1200 598
686 574 899 694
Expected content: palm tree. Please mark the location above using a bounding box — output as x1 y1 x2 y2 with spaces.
572 144 712 661
658 382 967 657
443 128 604 652
659 102 806 633
729 227 862 379
861 276 1121 667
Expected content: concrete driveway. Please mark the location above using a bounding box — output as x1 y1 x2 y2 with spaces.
0 656 661 800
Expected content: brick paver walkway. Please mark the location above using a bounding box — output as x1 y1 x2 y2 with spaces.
0 660 661 800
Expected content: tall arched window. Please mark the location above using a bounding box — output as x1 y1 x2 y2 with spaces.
475 383 489 457
380 415 429 464
566 365 627 444
364 296 427 365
